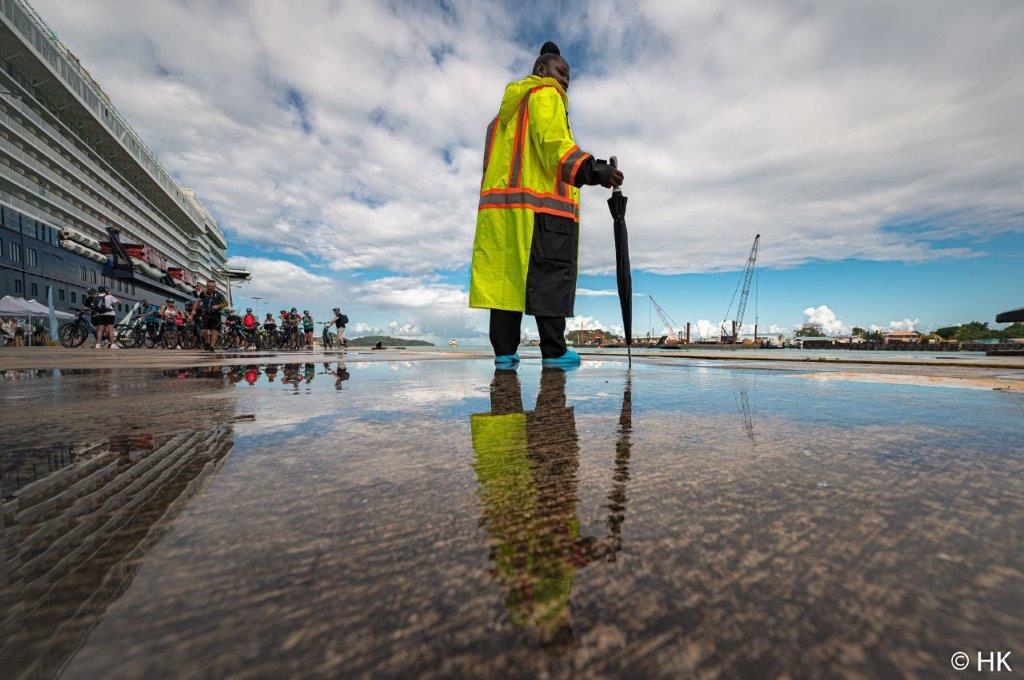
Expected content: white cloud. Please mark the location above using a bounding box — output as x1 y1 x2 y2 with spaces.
577 288 618 297
226 256 333 304
566 315 606 332
34 0 1024 336
694 319 723 340
348 276 485 339
887 318 921 331
799 305 846 335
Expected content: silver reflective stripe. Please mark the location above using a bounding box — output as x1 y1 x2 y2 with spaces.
479 191 577 215
481 116 498 177
508 98 530 187
560 148 588 185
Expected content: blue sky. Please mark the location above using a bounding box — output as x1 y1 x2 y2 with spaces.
35 0 1024 342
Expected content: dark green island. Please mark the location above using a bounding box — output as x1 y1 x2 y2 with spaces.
347 335 434 347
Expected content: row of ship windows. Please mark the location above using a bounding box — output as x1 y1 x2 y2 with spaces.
2 236 137 296
7 278 73 304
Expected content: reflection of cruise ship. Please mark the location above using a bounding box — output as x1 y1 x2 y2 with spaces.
0 425 234 678
0 0 244 315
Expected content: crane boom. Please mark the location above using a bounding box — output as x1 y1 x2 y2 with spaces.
720 234 761 342
734 234 760 331
648 294 680 339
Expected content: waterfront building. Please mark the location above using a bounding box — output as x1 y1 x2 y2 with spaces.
884 330 920 344
0 0 240 317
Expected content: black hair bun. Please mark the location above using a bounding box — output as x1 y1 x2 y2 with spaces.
540 41 560 56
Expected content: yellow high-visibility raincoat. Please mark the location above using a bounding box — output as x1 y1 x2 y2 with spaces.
469 75 594 317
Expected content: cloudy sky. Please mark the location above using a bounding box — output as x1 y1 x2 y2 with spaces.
36 0 1024 341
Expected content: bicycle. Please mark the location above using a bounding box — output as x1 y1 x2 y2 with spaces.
279 322 302 351
58 308 96 348
179 319 200 350
139 319 179 349
114 318 142 349
218 321 258 350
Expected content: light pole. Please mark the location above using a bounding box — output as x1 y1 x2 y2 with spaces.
252 296 262 320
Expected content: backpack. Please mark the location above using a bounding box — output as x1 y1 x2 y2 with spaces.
93 295 113 314
339 314 349 326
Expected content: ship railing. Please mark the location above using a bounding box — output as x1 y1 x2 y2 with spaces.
0 79 197 252
1 0 222 239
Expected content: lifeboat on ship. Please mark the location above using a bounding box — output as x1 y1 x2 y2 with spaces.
59 227 103 252
60 238 107 263
129 256 165 279
167 267 197 287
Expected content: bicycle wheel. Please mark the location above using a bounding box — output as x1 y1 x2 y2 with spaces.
59 322 88 348
143 328 157 349
162 329 179 349
117 326 139 348
180 327 198 350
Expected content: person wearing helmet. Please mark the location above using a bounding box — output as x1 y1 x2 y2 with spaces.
278 309 292 345
92 285 119 349
241 307 258 349
302 310 314 349
197 279 227 351
160 298 178 322
332 307 348 349
83 288 99 337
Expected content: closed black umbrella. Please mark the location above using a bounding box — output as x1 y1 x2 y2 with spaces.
606 157 633 365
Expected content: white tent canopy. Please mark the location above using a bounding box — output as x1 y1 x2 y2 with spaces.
0 295 74 319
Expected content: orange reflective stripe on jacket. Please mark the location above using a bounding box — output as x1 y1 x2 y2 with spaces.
479 188 578 221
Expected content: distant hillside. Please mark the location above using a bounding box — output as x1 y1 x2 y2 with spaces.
348 335 434 347
567 328 622 345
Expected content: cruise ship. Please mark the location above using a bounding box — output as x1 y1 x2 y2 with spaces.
0 0 246 318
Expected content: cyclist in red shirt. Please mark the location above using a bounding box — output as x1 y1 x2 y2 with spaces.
241 307 258 349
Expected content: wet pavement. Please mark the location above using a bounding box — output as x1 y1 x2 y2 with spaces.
1 359 1021 678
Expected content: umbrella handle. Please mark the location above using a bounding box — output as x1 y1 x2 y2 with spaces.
610 156 621 194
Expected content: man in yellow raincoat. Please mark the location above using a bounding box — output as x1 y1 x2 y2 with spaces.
469 42 624 368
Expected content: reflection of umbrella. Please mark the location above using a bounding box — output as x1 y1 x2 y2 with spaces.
605 373 632 560
47 285 58 342
606 157 632 365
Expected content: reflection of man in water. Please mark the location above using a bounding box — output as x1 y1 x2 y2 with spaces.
471 368 598 655
330 362 350 390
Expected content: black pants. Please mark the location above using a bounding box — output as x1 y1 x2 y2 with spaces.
489 309 566 359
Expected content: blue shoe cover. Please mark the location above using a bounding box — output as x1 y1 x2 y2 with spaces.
542 349 581 366
494 354 520 367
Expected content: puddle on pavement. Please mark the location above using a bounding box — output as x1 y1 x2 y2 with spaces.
1 360 1021 678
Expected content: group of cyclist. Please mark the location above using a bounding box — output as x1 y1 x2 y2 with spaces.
76 277 349 352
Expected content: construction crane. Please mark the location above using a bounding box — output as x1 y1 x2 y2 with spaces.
649 294 684 341
720 234 760 343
